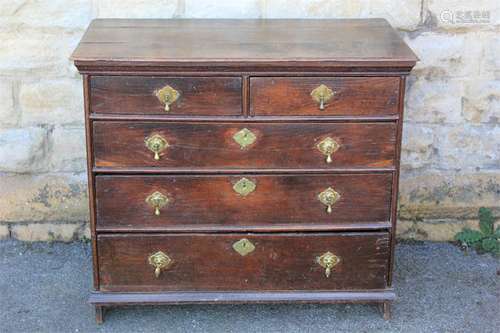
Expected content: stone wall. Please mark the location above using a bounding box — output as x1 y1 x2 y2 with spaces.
0 0 498 241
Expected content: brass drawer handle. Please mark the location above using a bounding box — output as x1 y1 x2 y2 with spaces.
317 137 340 163
155 85 180 112
318 187 341 214
311 84 335 110
145 191 170 216
145 134 168 160
148 251 172 278
317 251 340 278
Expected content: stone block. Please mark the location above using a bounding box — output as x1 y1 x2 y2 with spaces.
401 123 435 170
405 32 482 78
0 80 19 127
0 225 9 240
0 127 47 173
49 126 86 172
98 0 180 18
263 0 361 18
186 0 261 18
398 171 500 221
19 79 84 126
405 76 463 124
0 0 92 30
10 222 88 242
0 173 89 223
361 0 422 31
396 219 482 241
479 33 500 79
0 28 81 77
433 125 499 171
462 79 500 124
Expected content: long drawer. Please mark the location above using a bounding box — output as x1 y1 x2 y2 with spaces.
97 232 390 292
95 174 392 231
90 76 243 116
93 122 397 169
250 77 400 116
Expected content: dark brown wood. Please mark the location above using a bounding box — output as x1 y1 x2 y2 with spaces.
388 76 407 287
83 75 100 289
250 77 400 116
97 232 390 292
71 19 417 71
95 305 104 324
379 301 392 320
89 290 396 305
93 167 395 174
90 76 242 115
93 122 397 169
72 18 416 321
95 174 392 231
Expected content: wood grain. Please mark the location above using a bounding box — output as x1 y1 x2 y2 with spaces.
250 77 400 116
90 76 242 115
95 174 393 231
97 232 390 292
72 19 417 70
93 121 397 169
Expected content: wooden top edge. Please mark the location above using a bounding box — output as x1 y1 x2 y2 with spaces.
71 18 418 69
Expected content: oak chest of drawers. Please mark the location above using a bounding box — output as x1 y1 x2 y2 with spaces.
72 18 417 323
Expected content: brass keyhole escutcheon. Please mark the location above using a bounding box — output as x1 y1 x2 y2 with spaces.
155 85 180 112
233 178 256 196
145 134 169 161
233 128 257 149
317 251 340 278
232 238 256 256
317 137 340 164
311 84 335 110
148 251 172 278
318 187 341 214
145 191 170 216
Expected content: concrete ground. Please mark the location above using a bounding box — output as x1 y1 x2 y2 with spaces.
0 240 498 333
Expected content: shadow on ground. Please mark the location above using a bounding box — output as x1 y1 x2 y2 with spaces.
0 240 498 333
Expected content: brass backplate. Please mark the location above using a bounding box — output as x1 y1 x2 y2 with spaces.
233 178 256 196
232 238 256 256
310 84 335 105
148 251 173 277
317 251 340 277
145 191 170 215
317 137 340 157
318 187 340 206
233 128 257 149
154 85 180 111
145 134 169 160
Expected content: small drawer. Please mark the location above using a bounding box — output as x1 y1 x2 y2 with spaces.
93 121 397 169
97 232 390 292
90 76 242 116
95 174 392 231
250 77 400 116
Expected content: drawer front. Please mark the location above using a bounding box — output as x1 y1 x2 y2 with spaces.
95 174 392 231
250 77 400 116
97 233 390 292
93 122 396 169
90 76 242 116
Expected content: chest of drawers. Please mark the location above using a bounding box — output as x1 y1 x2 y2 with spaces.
72 18 417 323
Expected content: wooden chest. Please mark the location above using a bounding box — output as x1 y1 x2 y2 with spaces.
71 19 417 323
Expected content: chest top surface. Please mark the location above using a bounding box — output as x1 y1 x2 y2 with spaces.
71 18 417 70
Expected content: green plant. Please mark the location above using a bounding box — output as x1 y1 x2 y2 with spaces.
455 207 499 255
